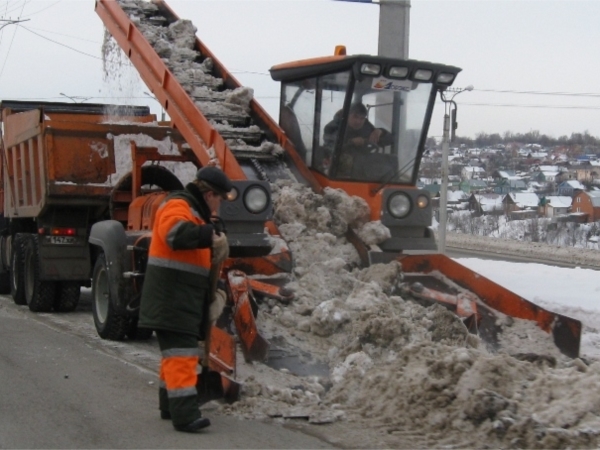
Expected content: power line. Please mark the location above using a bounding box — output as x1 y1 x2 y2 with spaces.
474 88 600 99
19 0 62 19
0 1 28 79
22 24 99 44
455 102 600 111
19 25 102 60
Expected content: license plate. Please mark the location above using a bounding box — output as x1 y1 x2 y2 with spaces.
47 236 78 245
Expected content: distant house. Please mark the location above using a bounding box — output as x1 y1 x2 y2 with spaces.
557 180 585 196
459 179 488 194
531 171 559 183
492 169 517 181
461 166 485 180
494 179 527 194
423 183 441 197
572 191 600 222
448 190 469 210
575 165 600 184
468 193 503 215
503 192 539 219
539 196 572 218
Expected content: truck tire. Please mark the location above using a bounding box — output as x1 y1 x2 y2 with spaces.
53 281 81 312
10 234 27 305
0 235 10 294
23 234 56 312
0 271 10 294
92 252 128 340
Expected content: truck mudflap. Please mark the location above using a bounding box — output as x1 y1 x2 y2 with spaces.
397 253 582 359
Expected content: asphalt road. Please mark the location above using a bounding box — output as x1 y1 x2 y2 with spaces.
0 294 332 449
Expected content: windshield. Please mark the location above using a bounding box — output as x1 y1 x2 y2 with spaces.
328 76 432 183
279 70 434 184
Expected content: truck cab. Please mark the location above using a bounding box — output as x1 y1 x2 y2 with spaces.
271 52 461 254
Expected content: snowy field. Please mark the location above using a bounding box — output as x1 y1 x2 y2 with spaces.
455 257 600 362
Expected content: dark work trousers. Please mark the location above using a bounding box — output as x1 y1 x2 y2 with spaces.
155 330 201 427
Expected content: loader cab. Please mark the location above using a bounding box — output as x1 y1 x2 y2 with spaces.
271 54 460 184
271 53 462 254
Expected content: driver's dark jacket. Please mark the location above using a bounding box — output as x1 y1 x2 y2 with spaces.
324 115 392 151
138 183 214 337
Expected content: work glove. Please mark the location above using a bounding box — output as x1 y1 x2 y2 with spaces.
209 289 227 323
211 232 229 264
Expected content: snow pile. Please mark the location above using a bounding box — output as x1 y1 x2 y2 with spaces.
220 181 600 449
107 133 197 187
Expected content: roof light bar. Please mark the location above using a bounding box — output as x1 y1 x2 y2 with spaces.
413 69 433 82
360 63 381 76
436 72 456 84
389 66 409 79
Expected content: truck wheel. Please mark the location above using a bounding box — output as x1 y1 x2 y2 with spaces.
126 318 153 340
0 235 10 294
0 271 10 294
92 253 128 340
10 234 27 305
24 234 56 312
53 282 81 312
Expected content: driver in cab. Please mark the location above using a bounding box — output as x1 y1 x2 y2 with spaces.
324 102 392 152
323 102 392 177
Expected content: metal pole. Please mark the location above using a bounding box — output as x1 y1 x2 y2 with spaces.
378 0 410 59
439 103 450 253
438 85 473 254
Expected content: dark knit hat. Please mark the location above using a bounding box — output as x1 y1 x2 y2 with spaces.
196 166 233 199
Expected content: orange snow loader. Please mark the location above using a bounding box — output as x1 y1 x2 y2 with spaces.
86 0 584 400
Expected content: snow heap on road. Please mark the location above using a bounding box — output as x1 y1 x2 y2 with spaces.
223 181 600 449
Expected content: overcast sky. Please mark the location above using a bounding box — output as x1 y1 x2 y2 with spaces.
1 0 599 141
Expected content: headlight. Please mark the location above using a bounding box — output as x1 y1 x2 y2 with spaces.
436 72 455 84
226 187 239 201
388 192 411 219
416 195 429 209
413 69 433 81
389 66 409 79
244 185 269 213
360 63 381 76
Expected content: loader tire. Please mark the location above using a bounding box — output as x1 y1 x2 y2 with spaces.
92 253 128 340
126 318 153 340
24 234 56 312
53 281 81 312
10 234 27 305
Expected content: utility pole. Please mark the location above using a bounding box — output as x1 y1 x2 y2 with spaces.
438 86 473 253
378 0 410 59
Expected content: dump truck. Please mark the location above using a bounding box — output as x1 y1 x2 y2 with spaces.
0 101 206 334
0 0 580 403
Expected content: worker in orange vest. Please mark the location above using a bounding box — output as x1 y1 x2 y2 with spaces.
139 166 232 432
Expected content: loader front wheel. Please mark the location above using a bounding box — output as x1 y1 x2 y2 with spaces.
92 253 128 340
24 234 56 312
54 281 81 312
10 234 27 305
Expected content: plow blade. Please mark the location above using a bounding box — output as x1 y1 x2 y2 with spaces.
398 253 582 358
228 270 270 362
198 325 240 405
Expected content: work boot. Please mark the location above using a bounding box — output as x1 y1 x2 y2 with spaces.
173 416 211 432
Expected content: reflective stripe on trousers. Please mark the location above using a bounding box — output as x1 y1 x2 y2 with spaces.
160 347 200 399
